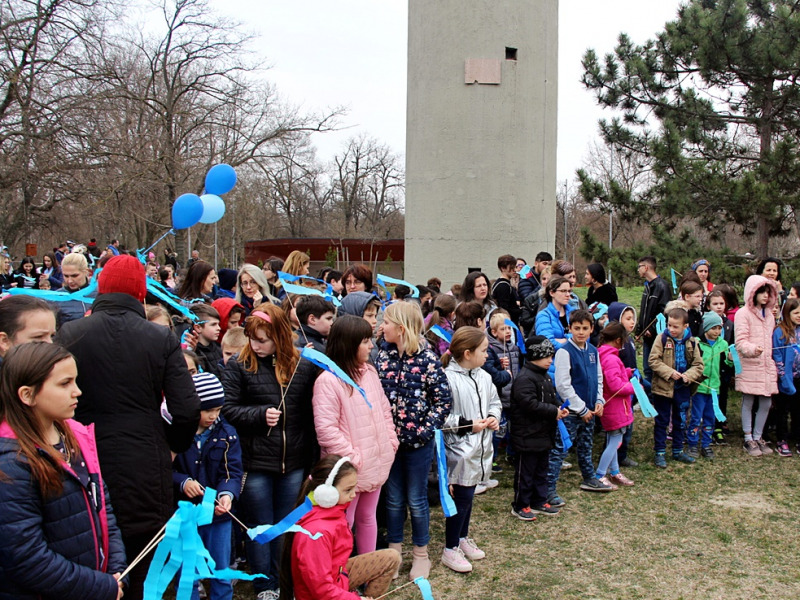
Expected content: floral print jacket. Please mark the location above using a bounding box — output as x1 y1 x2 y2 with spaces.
376 343 452 449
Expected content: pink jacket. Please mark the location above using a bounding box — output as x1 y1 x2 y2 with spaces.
734 275 778 396
598 345 634 432
313 365 399 493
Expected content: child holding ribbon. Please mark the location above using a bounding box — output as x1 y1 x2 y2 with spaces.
279 454 401 600
772 298 800 457
440 326 502 573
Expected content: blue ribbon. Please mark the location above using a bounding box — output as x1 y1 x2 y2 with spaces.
630 377 658 418
518 265 532 279
729 346 742 374
146 278 200 322
414 577 436 600
429 324 452 343
8 270 99 304
281 280 341 307
710 389 727 422
656 313 666 335
277 271 335 296
300 347 371 408
504 318 526 355
248 496 315 544
434 429 457 517
376 274 419 298
144 487 266 600
671 268 679 294
557 400 573 451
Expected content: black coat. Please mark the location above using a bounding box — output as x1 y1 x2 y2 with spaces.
195 340 224 378
509 362 560 453
636 276 672 339
221 354 318 474
56 293 200 537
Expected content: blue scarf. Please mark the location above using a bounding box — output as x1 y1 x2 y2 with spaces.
670 328 690 373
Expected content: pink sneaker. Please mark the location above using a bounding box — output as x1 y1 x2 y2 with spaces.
608 472 634 486
598 476 619 491
441 547 472 573
459 537 485 560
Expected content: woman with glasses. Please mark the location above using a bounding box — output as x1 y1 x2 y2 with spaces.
235 264 277 316
534 276 575 377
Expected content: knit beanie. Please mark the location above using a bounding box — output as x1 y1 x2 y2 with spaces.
702 311 724 333
98 255 147 302
525 335 556 360
587 263 606 284
193 372 225 410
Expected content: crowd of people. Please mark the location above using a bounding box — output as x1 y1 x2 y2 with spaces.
0 242 797 600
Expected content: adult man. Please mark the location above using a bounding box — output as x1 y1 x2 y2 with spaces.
187 249 200 267
58 252 94 323
493 253 522 324
518 251 553 300
635 256 672 384
107 239 120 256
57 255 200 599
584 263 618 306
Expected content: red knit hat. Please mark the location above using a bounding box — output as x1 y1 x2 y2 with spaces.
98 255 147 302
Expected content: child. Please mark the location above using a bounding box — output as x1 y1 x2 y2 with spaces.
376 301 451 581
221 326 246 366
313 315 398 555
183 349 200 375
190 303 223 377
0 342 126 599
424 293 456 357
338 291 382 335
509 336 569 520
492 254 521 325
607 302 639 466
596 323 635 487
688 312 731 460
454 300 486 330
211 297 245 339
649 308 705 467
735 275 779 456
146 304 173 330
548 309 609 502
279 455 401 600
705 289 735 443
441 327 502 573
487 311 522 474
173 372 243 600
294 295 336 352
772 298 800 456
680 281 704 338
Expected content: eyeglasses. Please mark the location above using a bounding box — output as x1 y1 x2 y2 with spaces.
555 288 571 294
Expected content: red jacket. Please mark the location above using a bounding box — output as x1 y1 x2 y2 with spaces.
291 504 360 600
598 345 634 432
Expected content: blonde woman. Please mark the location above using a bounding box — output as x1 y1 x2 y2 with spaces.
283 251 310 277
235 264 276 315
375 301 452 581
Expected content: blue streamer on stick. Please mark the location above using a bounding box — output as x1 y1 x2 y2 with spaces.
301 347 371 407
518 265 532 279
429 325 452 343
710 389 726 422
146 278 200 322
376 274 419 298
248 496 315 544
434 429 457 517
277 271 335 296
671 269 679 294
729 346 742 374
281 280 341 307
504 318 526 355
557 400 573 451
630 377 658 418
8 270 99 304
656 313 666 335
414 577 436 600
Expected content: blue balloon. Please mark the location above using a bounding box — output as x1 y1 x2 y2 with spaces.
171 193 203 229
199 194 226 224
205 164 237 195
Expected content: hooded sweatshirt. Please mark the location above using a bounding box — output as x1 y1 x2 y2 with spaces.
734 275 778 396
212 297 245 338
607 302 637 370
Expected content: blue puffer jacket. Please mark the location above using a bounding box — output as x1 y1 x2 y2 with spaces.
376 343 452 449
772 327 799 395
0 419 126 600
535 302 574 377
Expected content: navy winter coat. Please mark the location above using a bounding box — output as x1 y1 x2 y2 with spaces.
0 420 126 600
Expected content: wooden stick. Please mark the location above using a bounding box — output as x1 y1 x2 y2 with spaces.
374 579 416 600
267 356 303 437
198 484 249 531
118 526 166 579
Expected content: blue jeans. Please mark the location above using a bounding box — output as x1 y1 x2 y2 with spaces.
385 441 434 547
653 387 691 454
547 414 595 497
240 469 305 592
688 393 715 449
193 519 233 600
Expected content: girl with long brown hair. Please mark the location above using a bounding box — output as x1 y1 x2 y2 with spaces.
0 342 126 599
220 302 318 598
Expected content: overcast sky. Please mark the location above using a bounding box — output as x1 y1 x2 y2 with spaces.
212 0 684 183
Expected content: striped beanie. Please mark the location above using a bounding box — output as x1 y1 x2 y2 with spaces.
193 372 225 410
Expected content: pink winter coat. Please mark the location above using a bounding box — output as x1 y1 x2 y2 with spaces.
734 275 779 396
598 345 634 432
313 365 399 493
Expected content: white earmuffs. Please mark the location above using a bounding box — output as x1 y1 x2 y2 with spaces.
314 456 352 508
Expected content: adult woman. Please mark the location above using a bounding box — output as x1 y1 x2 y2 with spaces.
313 315 398 554
550 260 587 311
0 296 57 359
534 276 574 375
375 302 451 580
756 257 785 308
461 272 495 315
0 256 15 290
283 251 310 277
235 264 275 315
0 342 126 599
177 260 217 303
519 266 551 336
262 257 286 301
342 264 374 296
14 257 38 289
221 303 318 597
38 252 63 289
691 259 714 293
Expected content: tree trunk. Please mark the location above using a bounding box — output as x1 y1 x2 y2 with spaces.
757 81 773 259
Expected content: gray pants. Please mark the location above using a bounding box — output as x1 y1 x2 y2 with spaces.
741 394 772 440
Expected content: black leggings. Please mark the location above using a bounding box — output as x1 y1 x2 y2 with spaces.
445 484 475 549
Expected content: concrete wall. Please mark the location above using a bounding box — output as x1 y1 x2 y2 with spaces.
405 0 558 288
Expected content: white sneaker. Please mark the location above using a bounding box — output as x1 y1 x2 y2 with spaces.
458 537 486 560
441 547 473 573
480 479 499 489
561 460 573 470
474 483 488 495
256 591 280 600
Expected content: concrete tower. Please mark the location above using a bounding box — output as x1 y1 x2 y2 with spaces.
405 0 558 287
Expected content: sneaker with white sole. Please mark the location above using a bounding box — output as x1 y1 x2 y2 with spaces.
480 479 499 489
743 440 762 457
561 460 573 470
756 439 773 455
441 547 473 573
580 477 613 492
474 483 488 495
458 537 486 560
256 591 280 600
530 503 560 515
510 506 537 521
